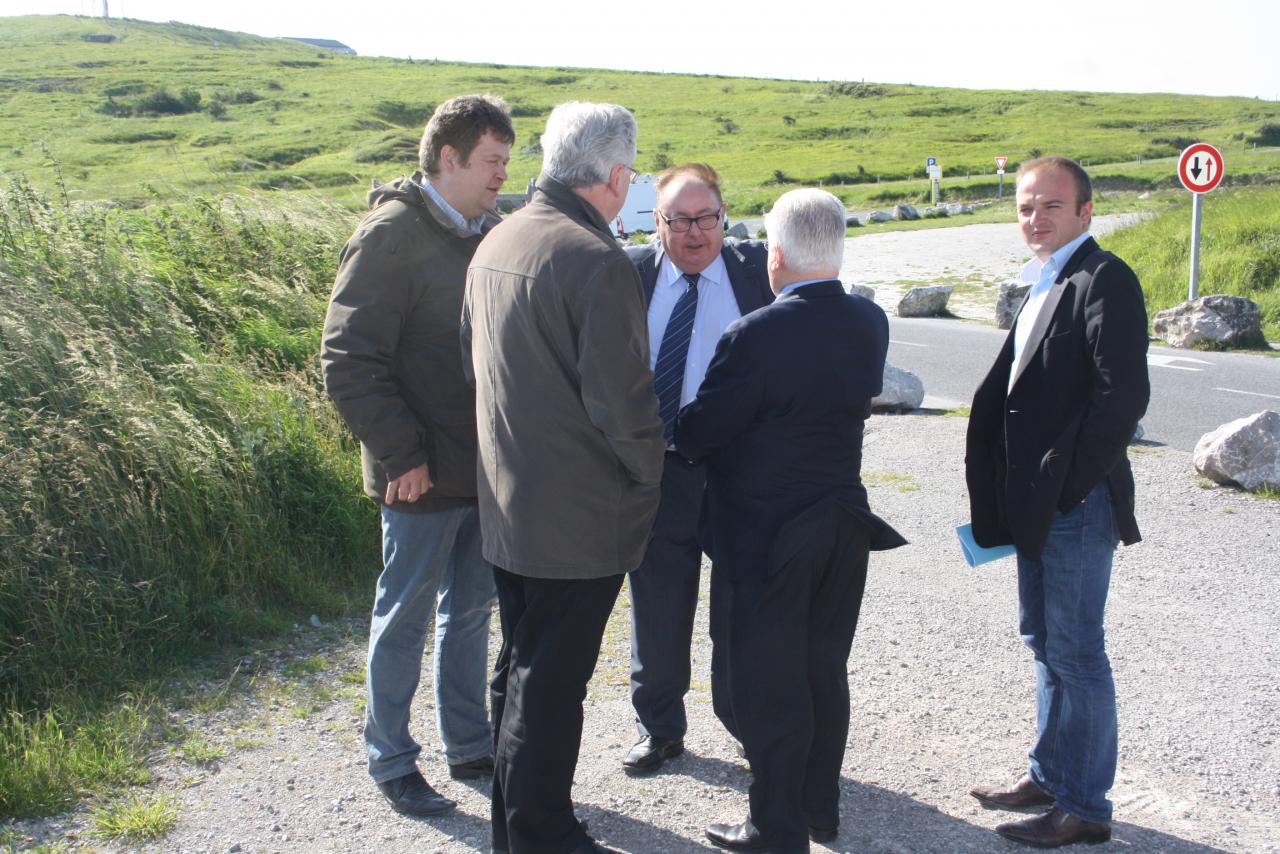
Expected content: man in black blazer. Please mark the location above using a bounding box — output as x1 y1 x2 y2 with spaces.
966 157 1149 848
621 163 774 774
676 188 905 852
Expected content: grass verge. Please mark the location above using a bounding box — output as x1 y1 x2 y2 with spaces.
0 176 377 820
1103 186 1280 341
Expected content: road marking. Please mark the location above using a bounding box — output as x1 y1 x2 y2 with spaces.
1213 387 1280 401
889 339 928 348
1148 354 1212 371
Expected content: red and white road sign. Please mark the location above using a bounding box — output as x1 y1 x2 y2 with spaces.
995 156 1008 171
1178 143 1225 193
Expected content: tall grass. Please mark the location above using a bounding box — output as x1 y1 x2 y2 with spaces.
0 176 375 816
1103 186 1280 341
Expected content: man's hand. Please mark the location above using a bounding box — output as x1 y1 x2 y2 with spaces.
384 463 433 505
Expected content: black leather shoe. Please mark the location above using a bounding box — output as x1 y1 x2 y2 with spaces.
996 807 1111 848
621 735 684 773
706 819 769 852
970 775 1056 810
808 824 838 843
375 770 456 817
448 755 495 780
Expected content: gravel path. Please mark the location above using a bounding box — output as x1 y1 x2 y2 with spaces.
10 415 1278 854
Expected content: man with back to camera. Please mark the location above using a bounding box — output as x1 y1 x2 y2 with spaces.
966 156 1150 847
463 102 665 854
320 94 513 818
621 162 774 774
676 188 906 853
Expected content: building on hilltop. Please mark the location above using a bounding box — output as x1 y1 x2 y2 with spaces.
287 38 356 55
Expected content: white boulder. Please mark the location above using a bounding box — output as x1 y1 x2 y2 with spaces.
896 284 954 318
872 364 925 412
1152 295 1265 349
1193 410 1280 492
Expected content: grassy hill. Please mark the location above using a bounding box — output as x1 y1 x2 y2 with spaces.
3 14 1280 214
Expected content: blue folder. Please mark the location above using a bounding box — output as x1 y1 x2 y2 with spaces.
956 524 1017 567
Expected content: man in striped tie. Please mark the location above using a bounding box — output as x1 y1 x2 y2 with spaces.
621 163 774 774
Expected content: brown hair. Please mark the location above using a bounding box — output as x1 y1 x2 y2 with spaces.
655 162 723 204
1017 156 1092 212
419 94 515 175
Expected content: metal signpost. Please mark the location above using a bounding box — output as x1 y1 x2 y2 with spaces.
995 156 1008 199
926 156 941 205
1177 143 1225 300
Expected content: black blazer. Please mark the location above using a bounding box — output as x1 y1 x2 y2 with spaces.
675 280 905 584
625 238 773 314
965 237 1150 560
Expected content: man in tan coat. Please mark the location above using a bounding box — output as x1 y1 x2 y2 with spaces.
463 102 664 854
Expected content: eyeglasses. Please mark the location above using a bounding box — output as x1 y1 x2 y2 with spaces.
658 208 724 233
622 165 640 184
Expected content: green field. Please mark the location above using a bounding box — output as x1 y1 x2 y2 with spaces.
3 14 1280 214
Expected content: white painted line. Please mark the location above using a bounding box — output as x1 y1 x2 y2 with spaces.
1213 387 1280 401
889 339 929 348
1147 354 1209 371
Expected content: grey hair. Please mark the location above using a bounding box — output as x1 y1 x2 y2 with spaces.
765 189 846 275
541 102 637 188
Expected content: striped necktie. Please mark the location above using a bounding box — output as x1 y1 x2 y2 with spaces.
653 273 700 443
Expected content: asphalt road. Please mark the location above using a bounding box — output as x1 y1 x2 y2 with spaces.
887 316 1280 452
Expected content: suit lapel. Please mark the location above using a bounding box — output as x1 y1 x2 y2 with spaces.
721 242 768 313
636 246 660 305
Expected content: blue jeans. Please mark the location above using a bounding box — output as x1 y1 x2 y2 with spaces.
364 505 497 783
1017 481 1119 823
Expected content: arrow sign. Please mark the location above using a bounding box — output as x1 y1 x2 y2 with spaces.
1178 143 1224 193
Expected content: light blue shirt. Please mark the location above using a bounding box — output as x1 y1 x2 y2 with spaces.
647 247 743 408
419 177 485 237
1010 230 1092 392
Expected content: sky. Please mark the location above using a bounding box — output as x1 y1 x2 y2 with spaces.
5 0 1278 100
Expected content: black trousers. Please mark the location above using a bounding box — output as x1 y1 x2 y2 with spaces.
628 454 734 740
490 567 623 854
719 517 871 851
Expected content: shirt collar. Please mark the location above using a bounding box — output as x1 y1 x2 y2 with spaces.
657 243 727 290
778 277 827 296
1044 231 1092 279
419 176 486 237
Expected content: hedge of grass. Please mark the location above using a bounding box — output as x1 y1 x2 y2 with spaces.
0 176 375 815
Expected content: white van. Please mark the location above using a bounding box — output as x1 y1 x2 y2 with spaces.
613 174 658 237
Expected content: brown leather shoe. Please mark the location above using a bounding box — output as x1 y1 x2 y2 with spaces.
996 807 1111 848
970 775 1055 810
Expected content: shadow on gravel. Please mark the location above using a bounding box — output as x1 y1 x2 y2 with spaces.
585 764 1236 853
839 781 1235 853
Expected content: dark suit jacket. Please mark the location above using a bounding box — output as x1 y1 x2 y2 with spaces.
965 237 1150 560
675 280 906 584
625 238 773 316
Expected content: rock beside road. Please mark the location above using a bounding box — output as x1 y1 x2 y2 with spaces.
1152 295 1266 349
872 364 925 412
1194 409 1280 491
896 284 954 318
995 281 1031 329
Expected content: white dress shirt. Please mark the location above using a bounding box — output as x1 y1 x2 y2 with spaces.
647 248 743 407
1009 231 1092 394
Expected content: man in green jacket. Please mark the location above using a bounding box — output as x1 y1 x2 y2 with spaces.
464 102 665 854
321 94 513 819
